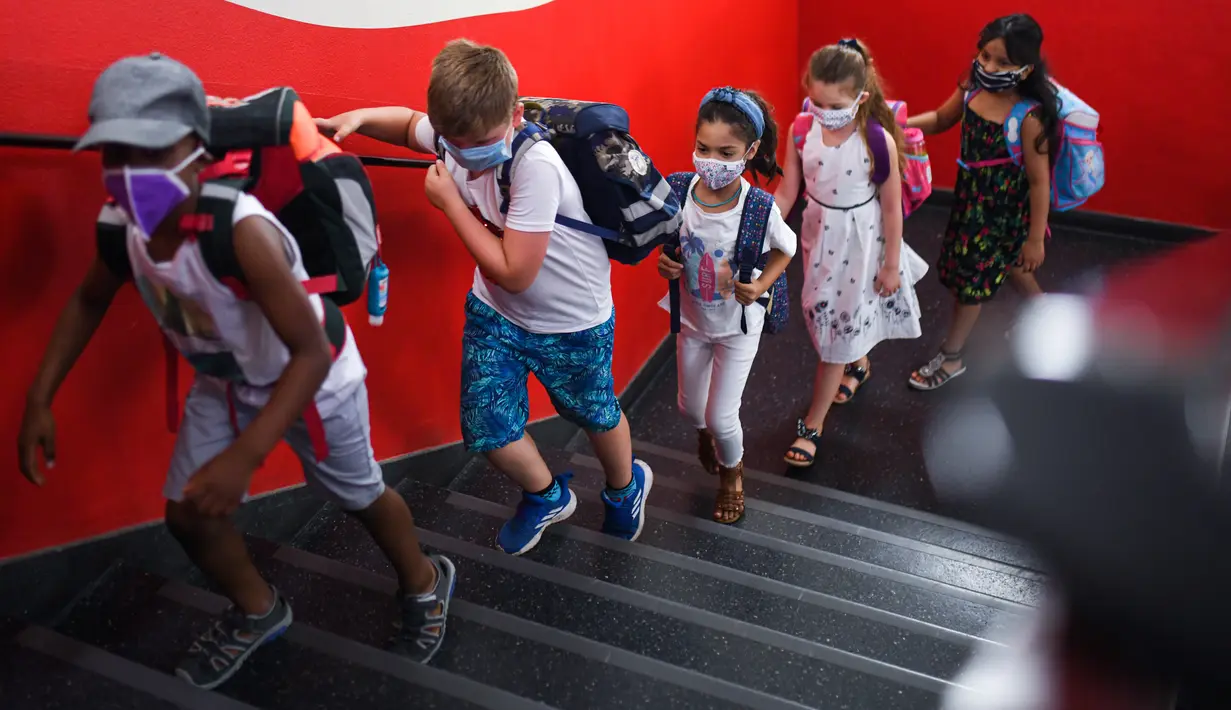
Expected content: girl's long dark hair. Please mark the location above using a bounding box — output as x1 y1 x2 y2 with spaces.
696 88 781 184
968 14 1062 161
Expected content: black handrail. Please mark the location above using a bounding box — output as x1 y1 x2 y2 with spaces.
0 131 433 169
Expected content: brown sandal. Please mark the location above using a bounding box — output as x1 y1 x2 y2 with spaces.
697 429 719 475
713 461 745 524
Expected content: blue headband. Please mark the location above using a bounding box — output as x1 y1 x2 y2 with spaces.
699 87 765 139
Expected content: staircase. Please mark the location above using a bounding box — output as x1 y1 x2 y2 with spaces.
1 420 1042 709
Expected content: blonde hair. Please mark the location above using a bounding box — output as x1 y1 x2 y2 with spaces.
427 39 519 140
805 39 906 175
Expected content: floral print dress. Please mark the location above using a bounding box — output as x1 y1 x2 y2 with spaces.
937 103 1035 304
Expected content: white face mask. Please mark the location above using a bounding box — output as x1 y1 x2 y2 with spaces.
692 152 747 190
810 91 864 130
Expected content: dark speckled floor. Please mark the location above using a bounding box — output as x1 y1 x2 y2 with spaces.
627 204 1174 512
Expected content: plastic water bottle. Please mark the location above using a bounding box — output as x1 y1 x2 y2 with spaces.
367 258 389 326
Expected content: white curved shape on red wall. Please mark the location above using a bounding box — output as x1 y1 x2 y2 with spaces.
225 0 554 28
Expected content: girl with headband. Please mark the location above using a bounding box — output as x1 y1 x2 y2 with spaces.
657 86 796 523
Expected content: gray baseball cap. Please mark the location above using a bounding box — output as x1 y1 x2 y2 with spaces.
74 52 210 152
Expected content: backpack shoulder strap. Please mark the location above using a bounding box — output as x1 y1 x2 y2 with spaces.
666 171 694 206
792 113 813 156
497 122 550 215
187 179 248 297
665 171 695 335
735 186 776 335
736 187 775 282
95 202 134 281
865 119 891 185
1005 99 1041 165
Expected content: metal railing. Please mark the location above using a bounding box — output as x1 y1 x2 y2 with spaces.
0 131 433 169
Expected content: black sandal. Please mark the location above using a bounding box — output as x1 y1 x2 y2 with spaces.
834 360 871 404
783 419 822 468
908 350 966 391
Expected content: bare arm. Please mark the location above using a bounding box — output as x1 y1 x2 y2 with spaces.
758 249 792 287
773 122 802 213
227 216 333 467
1021 114 1051 245
878 138 904 269
906 89 965 136
441 197 550 294
26 258 125 408
316 107 435 153
19 257 125 484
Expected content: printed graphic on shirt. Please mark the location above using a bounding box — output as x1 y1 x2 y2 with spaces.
681 231 735 308
135 277 221 340
135 276 245 381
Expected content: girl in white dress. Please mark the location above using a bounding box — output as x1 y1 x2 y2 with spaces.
775 39 928 467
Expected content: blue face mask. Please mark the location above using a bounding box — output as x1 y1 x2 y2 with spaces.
441 125 513 172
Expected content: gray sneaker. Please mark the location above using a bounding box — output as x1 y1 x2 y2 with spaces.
176 587 293 690
393 554 456 664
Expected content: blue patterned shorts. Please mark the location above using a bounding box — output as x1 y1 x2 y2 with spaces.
461 293 622 452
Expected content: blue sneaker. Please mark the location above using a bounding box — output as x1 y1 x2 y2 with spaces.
497 473 577 555
601 459 654 541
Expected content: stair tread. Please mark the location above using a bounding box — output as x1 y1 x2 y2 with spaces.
292 512 941 709
53 567 489 710
0 637 181 710
244 541 772 710
624 444 1040 570
445 457 1015 637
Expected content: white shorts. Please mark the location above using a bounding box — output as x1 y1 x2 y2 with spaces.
163 376 386 511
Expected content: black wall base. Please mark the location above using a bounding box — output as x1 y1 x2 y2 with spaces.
924 188 1216 243
0 335 674 625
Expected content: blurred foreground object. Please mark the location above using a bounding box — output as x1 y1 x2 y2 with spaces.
929 231 1231 708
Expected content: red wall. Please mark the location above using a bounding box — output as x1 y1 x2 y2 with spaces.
0 0 799 558
799 2 1231 229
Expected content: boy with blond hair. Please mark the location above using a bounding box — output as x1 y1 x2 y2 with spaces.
319 39 652 555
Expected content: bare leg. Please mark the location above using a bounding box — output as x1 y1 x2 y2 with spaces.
1008 266 1044 298
485 434 554 492
834 354 871 404
909 300 983 388
350 487 437 595
165 500 273 616
586 412 633 490
785 361 848 463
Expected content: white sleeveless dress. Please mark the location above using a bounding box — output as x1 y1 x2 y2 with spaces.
799 120 927 364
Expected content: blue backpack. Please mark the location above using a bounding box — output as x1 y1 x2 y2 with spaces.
491 98 682 264
967 82 1105 211
664 172 789 336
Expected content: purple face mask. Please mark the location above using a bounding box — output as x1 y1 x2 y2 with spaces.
103 146 205 238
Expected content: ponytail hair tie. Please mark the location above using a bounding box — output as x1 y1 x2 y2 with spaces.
699 87 765 139
837 38 867 60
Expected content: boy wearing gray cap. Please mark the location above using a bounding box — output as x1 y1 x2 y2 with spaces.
16 53 455 689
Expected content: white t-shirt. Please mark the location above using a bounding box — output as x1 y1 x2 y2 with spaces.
119 192 366 416
415 118 613 334
657 176 797 339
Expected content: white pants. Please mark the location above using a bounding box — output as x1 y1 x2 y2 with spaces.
676 328 761 467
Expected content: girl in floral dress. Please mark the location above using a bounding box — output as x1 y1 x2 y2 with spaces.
776 39 927 467
907 14 1061 390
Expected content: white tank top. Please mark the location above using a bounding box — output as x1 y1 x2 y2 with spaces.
122 191 366 415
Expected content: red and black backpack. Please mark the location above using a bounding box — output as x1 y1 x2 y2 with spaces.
95 86 383 431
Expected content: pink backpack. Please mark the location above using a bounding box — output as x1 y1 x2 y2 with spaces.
794 98 933 218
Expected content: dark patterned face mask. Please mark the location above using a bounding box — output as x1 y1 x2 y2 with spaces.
971 59 1032 93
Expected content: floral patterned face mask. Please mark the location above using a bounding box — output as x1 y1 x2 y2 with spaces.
692 151 749 190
